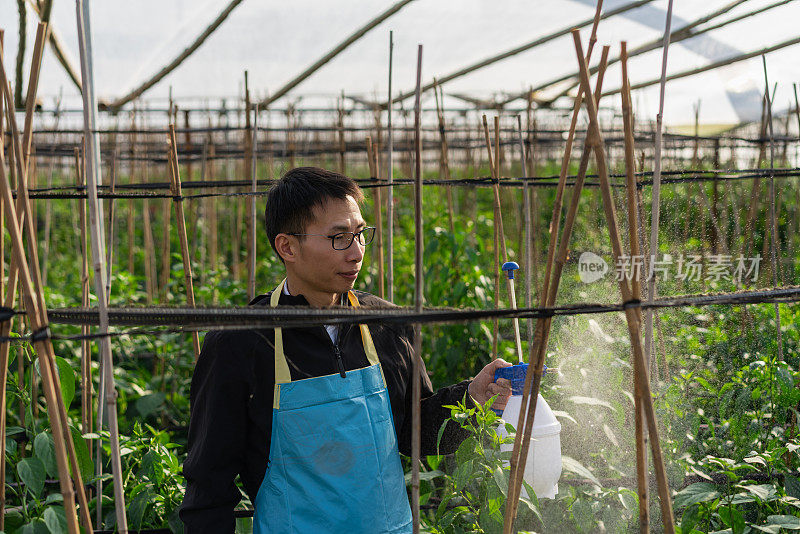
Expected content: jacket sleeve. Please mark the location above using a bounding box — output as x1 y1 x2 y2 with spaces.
397 327 472 457
180 331 249 533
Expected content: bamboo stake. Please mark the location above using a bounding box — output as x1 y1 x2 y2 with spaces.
248 102 258 301
208 142 219 277
573 30 674 531
386 30 394 302
433 79 455 234
644 0 674 367
373 146 385 300
77 148 92 448
485 117 502 360
338 95 346 174
127 108 136 274
161 141 172 300
517 116 533 350
243 73 254 299
168 124 202 359
143 195 156 303
621 42 649 533
503 43 610 531
366 137 385 299
106 139 118 302
75 1 129 527
762 56 784 362
411 43 423 534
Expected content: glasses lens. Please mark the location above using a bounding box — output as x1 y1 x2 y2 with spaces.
332 233 353 250
358 227 376 246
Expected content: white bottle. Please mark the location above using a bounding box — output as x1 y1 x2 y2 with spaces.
494 365 562 499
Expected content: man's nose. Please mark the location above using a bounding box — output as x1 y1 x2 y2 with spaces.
346 240 365 262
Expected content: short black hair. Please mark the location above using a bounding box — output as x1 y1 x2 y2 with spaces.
264 167 364 258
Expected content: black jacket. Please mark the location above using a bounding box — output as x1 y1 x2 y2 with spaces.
179 290 472 532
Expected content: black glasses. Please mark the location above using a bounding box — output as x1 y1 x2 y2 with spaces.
289 226 376 250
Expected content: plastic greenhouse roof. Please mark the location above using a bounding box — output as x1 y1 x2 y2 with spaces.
1 0 800 125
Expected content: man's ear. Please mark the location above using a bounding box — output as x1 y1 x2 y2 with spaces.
274 234 298 263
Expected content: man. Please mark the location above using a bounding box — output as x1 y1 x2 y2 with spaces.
180 167 512 533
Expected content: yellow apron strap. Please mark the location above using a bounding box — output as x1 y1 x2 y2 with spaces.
272 279 292 386
347 291 386 385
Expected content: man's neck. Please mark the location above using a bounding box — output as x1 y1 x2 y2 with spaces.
284 275 340 308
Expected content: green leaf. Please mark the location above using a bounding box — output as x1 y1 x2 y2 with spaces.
785 475 800 499
44 493 64 505
618 488 638 511
17 457 46 498
19 518 50 534
69 426 94 482
718 504 745 534
561 455 600 486
33 432 58 478
455 436 477 465
54 356 75 408
674 483 721 508
681 504 701 533
765 515 800 529
738 483 777 501
135 392 166 418
128 489 153 529
43 506 68 534
453 459 473 490
492 466 508 497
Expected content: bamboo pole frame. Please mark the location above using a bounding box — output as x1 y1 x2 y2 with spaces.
168 124 202 359
503 42 610 532
0 46 92 534
572 30 674 532
502 5 604 529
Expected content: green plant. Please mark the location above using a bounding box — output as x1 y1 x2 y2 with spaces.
418 394 541 534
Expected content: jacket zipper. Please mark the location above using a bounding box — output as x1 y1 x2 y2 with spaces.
332 293 348 378
333 342 346 378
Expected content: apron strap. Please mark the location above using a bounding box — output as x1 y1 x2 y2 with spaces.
272 280 383 385
346 291 380 367
271 279 292 384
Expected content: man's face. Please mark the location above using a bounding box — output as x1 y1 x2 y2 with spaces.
288 195 366 299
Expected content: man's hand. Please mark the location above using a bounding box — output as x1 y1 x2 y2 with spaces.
468 358 513 410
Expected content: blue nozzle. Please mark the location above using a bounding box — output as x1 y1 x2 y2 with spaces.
502 261 520 279
493 363 549 395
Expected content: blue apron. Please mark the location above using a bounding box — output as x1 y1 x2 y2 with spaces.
253 280 413 533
